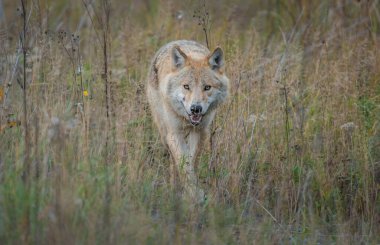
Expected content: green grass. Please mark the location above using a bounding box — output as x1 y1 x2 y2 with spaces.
0 0 379 244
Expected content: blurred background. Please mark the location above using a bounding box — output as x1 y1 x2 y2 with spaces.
0 0 379 244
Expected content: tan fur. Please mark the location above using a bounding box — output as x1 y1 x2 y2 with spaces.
146 40 229 201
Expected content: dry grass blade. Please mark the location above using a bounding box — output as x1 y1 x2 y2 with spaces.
0 0 378 244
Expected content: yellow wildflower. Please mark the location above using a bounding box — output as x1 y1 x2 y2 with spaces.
0 87 3 101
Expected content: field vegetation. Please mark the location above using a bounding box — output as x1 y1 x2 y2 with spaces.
0 0 379 243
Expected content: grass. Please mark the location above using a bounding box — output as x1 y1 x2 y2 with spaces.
0 0 379 244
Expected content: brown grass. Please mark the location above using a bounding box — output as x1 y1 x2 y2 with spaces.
0 0 379 244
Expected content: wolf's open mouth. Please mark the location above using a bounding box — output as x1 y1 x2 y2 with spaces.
190 114 202 125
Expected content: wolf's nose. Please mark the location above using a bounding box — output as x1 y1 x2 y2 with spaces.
190 105 202 114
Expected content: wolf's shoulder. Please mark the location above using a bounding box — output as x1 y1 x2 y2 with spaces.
166 40 208 50
155 40 209 58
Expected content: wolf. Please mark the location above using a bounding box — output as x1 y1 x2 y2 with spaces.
146 40 229 201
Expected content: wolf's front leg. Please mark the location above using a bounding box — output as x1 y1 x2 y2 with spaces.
186 131 206 201
166 132 204 202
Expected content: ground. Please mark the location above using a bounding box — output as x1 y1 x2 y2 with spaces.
0 0 379 244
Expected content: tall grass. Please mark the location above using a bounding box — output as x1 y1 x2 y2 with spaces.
0 0 379 244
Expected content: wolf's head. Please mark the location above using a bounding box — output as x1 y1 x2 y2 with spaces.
166 45 229 126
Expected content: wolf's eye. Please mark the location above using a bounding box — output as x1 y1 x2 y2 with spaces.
204 85 211 91
183 84 190 90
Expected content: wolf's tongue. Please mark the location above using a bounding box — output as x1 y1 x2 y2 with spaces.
190 114 202 124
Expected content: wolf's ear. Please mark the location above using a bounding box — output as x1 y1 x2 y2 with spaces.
172 46 187 69
208 47 224 70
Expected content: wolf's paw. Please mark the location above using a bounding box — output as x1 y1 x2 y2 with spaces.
195 188 207 204
185 185 206 204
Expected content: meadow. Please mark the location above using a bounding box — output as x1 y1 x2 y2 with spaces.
0 0 379 244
